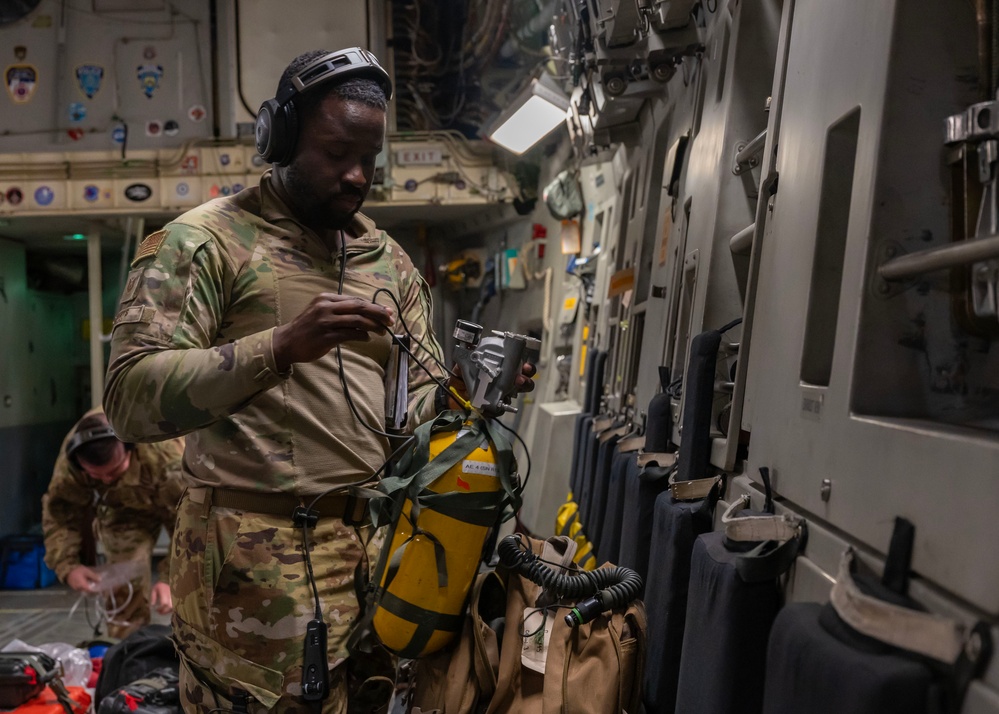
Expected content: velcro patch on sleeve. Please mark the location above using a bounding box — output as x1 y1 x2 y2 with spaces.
113 305 156 328
131 230 167 266
121 268 143 303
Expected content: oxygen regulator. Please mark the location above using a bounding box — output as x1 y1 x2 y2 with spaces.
451 319 541 413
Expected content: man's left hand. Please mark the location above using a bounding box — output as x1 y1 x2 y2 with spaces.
150 581 173 615
513 362 538 395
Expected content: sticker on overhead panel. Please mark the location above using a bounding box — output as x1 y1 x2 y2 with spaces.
68 102 86 123
146 120 162 137
83 185 100 202
188 104 206 122
34 186 54 206
137 64 163 99
6 188 23 205
163 119 179 136
111 126 126 144
6 64 38 104
124 183 152 202
75 65 104 99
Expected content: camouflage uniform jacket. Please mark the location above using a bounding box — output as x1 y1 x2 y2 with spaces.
42 407 186 581
104 171 447 494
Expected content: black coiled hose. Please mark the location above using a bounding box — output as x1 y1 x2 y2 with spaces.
497 535 643 626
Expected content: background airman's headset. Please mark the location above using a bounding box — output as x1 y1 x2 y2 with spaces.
65 422 132 471
254 47 394 167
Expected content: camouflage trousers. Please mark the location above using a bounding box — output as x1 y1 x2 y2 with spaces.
94 513 159 639
170 492 395 713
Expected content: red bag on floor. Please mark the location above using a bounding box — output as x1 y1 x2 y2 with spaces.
13 685 91 713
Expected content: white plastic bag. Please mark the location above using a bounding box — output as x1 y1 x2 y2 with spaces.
0 639 93 687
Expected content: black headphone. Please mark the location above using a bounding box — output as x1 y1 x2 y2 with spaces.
255 47 393 167
66 425 131 470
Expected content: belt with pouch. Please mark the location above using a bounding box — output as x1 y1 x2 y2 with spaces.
186 485 369 525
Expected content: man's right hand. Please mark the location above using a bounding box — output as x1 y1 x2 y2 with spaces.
66 565 101 593
272 293 395 371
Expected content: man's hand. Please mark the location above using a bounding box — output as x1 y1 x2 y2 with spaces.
514 362 538 395
66 565 101 593
150 581 173 615
272 294 395 371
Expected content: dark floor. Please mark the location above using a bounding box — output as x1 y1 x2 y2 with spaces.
0 583 170 649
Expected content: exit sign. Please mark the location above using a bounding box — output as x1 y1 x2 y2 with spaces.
396 148 443 165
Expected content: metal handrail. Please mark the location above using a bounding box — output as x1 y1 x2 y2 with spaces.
729 223 755 255
733 129 767 174
878 234 999 281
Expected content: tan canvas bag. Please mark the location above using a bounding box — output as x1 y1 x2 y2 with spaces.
410 535 646 714
410 570 505 714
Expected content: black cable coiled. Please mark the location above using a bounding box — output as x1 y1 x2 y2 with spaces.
497 535 643 626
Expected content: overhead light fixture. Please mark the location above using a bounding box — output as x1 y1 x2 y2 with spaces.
63 233 87 241
486 71 570 155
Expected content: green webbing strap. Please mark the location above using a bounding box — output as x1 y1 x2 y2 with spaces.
378 590 465 659
383 519 449 589
371 411 474 527
417 490 512 527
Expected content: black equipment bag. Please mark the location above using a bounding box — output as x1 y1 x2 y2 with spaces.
587 350 607 414
616 381 674 579
762 519 992 714
570 349 600 495
569 412 593 496
574 425 601 526
616 459 669 584
675 320 740 482
641 482 720 714
580 431 621 543
764 602 934 714
568 413 592 496
94 624 178 705
674 470 804 714
673 531 782 714
596 447 632 564
0 651 59 708
97 667 180 714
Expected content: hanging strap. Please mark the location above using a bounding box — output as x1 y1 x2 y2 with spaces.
668 469 721 501
830 549 970 664
721 494 805 582
637 451 677 469
882 516 914 596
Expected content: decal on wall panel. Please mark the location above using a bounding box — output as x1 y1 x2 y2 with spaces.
5 65 38 104
75 65 104 99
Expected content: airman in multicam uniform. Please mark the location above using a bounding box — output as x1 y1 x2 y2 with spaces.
104 49 450 713
42 407 185 638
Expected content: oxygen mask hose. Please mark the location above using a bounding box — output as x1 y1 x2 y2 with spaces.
496 534 643 627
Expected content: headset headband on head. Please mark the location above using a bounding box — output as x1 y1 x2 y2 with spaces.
66 425 119 464
279 47 393 105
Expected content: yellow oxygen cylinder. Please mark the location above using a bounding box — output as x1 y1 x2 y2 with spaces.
371 420 503 658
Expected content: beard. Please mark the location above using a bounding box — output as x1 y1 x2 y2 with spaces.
283 163 364 232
